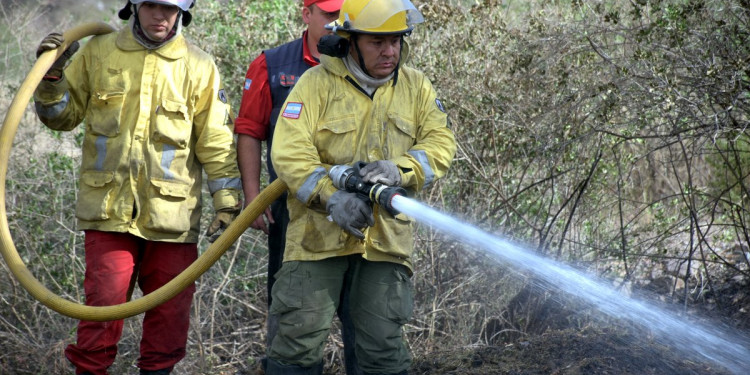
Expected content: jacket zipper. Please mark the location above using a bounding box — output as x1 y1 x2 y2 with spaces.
345 76 375 100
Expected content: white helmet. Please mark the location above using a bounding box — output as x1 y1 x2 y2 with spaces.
118 0 196 26
129 0 194 11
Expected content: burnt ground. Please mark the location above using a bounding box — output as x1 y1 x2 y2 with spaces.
246 325 737 375
410 327 734 375
408 274 750 375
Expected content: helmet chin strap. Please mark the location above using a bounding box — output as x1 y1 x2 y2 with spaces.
394 35 404 86
351 34 372 78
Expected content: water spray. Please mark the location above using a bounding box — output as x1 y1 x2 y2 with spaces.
329 162 407 216
389 195 750 375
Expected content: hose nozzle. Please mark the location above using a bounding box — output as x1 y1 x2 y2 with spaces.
329 162 406 216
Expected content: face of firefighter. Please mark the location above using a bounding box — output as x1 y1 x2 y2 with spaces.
138 2 180 41
303 4 341 58
351 33 402 79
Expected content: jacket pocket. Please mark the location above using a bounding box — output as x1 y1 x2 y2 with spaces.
300 211 346 252
386 113 417 158
87 92 124 137
144 178 191 234
76 170 115 221
369 210 414 259
153 97 191 149
315 115 357 165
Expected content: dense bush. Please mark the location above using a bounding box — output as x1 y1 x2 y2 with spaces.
0 0 748 373
407 0 750 351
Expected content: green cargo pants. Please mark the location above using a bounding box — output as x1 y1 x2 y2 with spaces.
268 255 413 374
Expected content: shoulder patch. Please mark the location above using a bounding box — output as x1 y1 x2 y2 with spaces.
244 78 252 90
435 99 446 113
218 89 228 103
281 102 303 119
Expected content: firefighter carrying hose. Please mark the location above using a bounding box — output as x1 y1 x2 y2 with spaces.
32 1 241 374
268 0 457 373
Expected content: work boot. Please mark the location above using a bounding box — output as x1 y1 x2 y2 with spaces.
265 358 323 375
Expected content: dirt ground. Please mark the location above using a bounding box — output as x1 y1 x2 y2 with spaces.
409 327 733 375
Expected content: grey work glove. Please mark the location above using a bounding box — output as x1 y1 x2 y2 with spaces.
359 160 401 186
36 32 80 78
327 190 375 240
206 208 240 243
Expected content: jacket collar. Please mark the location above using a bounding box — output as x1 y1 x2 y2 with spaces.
116 26 188 60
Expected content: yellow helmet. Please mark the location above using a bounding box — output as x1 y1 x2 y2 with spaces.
327 0 424 35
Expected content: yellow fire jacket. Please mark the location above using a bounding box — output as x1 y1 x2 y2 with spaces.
34 27 241 243
271 47 456 270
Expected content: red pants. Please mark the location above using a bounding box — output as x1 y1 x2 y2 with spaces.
65 231 197 375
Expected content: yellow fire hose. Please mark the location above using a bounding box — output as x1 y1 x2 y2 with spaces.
0 23 287 321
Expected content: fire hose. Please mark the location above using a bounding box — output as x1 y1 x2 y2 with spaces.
0 23 286 322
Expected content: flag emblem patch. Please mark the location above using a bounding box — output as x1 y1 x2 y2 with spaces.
282 102 303 119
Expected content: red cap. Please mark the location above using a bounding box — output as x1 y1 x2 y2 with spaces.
304 0 344 12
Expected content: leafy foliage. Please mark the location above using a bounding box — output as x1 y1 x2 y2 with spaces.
186 0 301 112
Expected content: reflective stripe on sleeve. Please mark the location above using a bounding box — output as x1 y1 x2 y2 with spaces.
408 150 434 189
296 167 327 204
207 177 242 194
34 92 70 119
